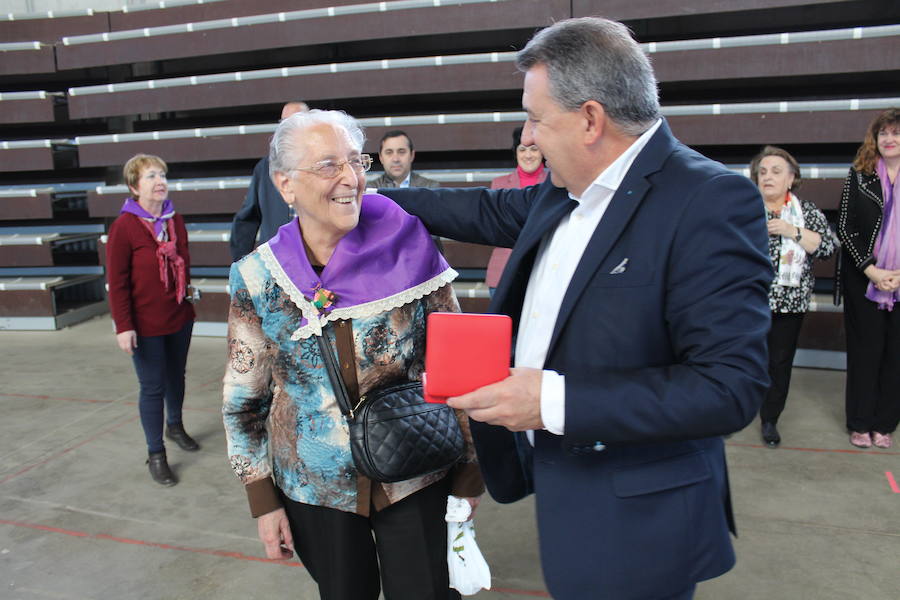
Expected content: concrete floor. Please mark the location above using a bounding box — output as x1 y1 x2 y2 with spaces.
1 316 898 599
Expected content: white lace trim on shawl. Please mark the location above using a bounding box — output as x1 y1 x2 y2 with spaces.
255 243 458 340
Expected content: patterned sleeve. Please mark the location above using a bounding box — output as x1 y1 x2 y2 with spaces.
222 262 279 515
424 282 485 497
801 199 838 259
424 279 461 315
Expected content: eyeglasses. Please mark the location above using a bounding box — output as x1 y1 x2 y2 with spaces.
292 154 372 179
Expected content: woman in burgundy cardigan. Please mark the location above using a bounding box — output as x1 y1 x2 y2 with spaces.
106 154 197 486
485 127 548 295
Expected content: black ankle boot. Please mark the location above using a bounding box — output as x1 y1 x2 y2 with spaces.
165 422 200 451
761 422 781 448
147 451 177 486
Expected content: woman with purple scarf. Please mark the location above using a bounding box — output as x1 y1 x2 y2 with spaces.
222 110 483 600
836 108 900 449
106 153 198 487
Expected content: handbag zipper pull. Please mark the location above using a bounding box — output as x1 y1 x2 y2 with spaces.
350 396 366 419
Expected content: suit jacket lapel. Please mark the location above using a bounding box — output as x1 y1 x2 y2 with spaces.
545 120 677 357
490 181 575 326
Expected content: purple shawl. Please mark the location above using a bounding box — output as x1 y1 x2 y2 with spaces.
257 193 456 339
865 159 900 310
120 197 175 240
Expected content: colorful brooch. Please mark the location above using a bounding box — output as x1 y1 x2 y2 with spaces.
311 283 337 312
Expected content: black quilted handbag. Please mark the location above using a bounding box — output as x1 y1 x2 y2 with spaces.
316 331 465 483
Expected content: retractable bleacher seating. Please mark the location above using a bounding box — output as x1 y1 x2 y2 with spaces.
1 0 898 367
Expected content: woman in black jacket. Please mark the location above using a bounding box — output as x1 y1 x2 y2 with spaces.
836 108 900 449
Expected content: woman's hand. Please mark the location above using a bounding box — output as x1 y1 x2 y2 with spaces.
116 330 137 355
864 265 900 291
464 495 482 520
767 218 797 238
257 507 294 560
879 270 900 291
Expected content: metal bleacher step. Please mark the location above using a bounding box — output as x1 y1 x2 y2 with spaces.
0 274 106 330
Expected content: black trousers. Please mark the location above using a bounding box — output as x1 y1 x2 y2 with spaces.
760 312 805 424
842 262 900 433
281 478 460 600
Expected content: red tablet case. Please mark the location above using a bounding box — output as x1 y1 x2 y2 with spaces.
423 312 512 402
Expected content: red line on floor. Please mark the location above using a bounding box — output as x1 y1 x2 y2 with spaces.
0 392 112 404
887 472 900 494
0 518 553 597
726 442 898 456
0 415 139 485
0 518 302 567
118 400 221 414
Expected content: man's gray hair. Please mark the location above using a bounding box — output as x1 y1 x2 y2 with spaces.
269 109 366 178
516 17 660 136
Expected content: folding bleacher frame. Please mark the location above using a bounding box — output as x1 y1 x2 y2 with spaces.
0 0 897 363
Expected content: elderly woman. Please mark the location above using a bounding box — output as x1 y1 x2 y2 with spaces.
837 108 900 449
223 110 483 600
484 126 547 296
751 146 837 447
106 153 198 487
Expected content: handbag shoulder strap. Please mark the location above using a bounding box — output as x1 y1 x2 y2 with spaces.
332 320 360 401
316 319 360 418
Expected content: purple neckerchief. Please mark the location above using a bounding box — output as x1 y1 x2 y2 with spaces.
264 193 453 334
866 159 900 310
120 197 175 240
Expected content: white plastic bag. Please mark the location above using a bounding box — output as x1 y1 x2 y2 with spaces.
446 496 491 595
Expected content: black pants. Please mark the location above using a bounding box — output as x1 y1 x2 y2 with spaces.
760 312 805 424
842 263 900 433
131 319 193 453
282 478 460 600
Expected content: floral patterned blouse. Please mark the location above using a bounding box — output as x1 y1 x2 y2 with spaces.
766 197 838 313
223 251 482 517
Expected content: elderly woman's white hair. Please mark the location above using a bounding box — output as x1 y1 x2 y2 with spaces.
268 109 366 179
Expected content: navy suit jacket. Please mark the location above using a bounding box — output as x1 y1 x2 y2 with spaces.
382 121 772 599
229 157 292 262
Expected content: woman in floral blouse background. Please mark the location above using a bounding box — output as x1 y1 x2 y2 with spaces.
750 146 837 448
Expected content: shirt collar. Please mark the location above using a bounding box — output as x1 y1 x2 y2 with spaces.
399 172 412 188
570 118 662 203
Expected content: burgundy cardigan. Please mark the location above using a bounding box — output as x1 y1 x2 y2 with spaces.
106 212 195 336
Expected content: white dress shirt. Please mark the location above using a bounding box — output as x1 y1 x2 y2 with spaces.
517 119 662 438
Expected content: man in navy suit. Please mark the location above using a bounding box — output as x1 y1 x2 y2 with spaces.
381 17 772 600
229 101 308 261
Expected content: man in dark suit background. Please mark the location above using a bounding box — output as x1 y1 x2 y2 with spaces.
370 130 439 189
381 17 772 600
229 101 308 261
